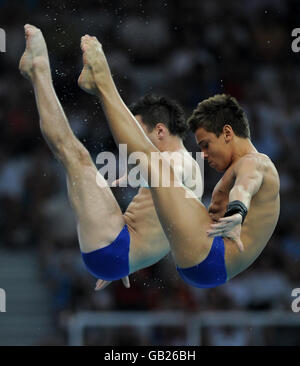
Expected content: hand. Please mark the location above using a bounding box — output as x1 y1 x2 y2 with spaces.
207 213 244 252
95 276 130 291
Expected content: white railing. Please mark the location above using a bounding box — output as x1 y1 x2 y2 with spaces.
67 311 300 346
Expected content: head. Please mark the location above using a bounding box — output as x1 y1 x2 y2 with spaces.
129 95 187 149
188 94 251 172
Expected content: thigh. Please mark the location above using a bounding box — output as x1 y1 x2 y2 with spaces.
133 151 215 268
126 224 171 274
65 146 125 253
150 184 214 269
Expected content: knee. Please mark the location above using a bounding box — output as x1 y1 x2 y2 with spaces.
61 140 93 167
73 142 93 166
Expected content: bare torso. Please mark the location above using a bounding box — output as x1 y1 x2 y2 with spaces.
209 153 280 280
124 188 170 271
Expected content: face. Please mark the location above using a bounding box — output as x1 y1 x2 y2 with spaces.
195 127 233 172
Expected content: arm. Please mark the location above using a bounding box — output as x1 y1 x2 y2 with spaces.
207 156 265 251
229 156 264 210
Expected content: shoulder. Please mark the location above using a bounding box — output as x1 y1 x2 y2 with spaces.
234 153 271 174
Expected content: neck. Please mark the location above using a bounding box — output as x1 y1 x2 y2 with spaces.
231 138 257 163
160 136 186 153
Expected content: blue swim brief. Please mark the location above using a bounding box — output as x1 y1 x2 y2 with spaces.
81 225 130 282
176 236 227 289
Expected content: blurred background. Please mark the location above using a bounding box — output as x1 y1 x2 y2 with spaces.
0 0 300 346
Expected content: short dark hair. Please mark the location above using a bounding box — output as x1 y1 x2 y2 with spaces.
187 94 251 139
130 94 188 139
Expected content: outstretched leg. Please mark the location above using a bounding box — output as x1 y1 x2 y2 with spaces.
19 25 125 255
80 36 214 269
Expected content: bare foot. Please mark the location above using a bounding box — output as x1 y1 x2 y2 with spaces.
19 24 50 81
79 35 111 88
78 64 98 96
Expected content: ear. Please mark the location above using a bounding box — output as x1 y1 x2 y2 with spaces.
223 125 234 143
156 123 167 139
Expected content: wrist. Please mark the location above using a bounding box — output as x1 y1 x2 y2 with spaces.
224 200 248 224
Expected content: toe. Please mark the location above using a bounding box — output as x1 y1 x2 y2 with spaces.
25 24 34 32
24 25 30 36
25 24 41 36
81 36 88 45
